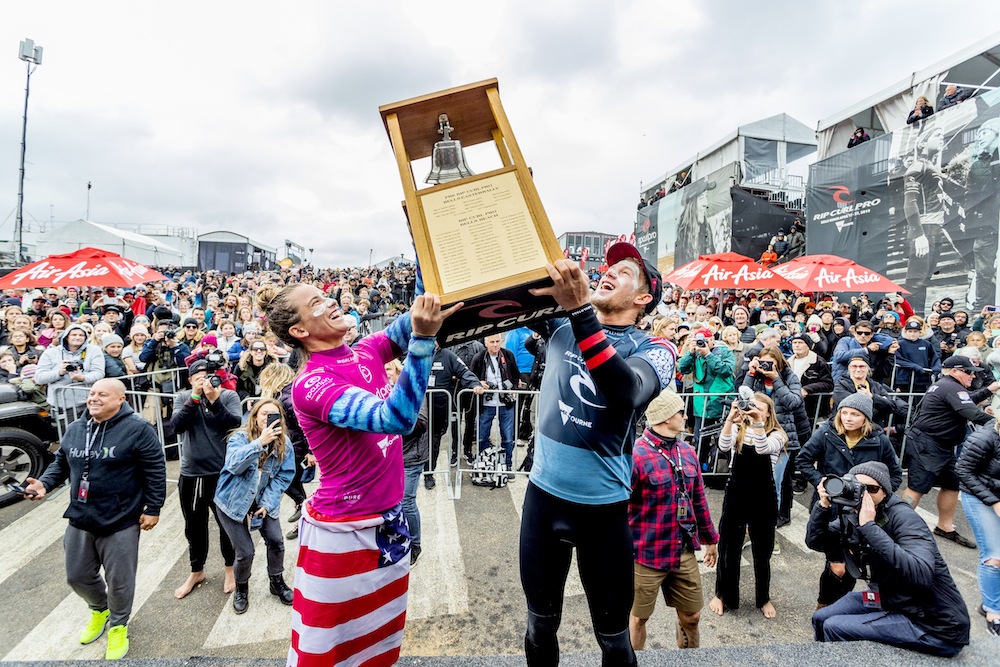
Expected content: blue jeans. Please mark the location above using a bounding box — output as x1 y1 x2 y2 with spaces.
812 591 962 657
961 491 1000 615
479 404 515 467
403 464 423 546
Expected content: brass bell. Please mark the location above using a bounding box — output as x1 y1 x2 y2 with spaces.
425 113 474 184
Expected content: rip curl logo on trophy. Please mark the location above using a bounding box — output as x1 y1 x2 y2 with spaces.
379 79 565 345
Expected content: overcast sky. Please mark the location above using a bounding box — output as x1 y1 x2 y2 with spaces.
2 1 999 268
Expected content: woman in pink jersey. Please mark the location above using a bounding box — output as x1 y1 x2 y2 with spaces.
255 282 458 667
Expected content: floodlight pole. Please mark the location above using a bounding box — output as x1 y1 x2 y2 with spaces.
15 38 43 266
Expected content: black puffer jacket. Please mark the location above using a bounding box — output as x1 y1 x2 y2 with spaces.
796 421 903 501
741 368 810 450
831 375 907 429
806 495 970 647
957 421 1000 506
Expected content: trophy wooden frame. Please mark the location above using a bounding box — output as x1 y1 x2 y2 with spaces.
379 78 565 344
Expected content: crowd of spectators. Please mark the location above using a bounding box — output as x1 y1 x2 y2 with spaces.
5 251 999 656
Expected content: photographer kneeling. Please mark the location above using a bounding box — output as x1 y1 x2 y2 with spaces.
807 461 970 657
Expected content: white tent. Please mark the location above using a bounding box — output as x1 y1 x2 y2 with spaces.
34 219 183 266
640 113 816 194
816 30 1000 160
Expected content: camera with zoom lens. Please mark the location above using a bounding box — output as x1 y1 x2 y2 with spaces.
207 374 223 389
164 329 177 340
204 351 226 372
64 362 81 373
825 473 865 509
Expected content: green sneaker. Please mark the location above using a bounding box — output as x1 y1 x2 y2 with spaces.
79 609 109 645
105 624 129 660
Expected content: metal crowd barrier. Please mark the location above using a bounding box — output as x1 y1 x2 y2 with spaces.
452 388 539 499
42 367 961 500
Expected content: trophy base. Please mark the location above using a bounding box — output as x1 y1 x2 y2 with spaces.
437 278 564 347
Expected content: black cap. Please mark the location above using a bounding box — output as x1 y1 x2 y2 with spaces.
904 319 922 330
848 349 870 365
605 242 662 315
942 355 987 372
790 333 814 350
153 305 174 322
103 304 122 314
940 297 954 306
938 312 955 321
187 359 209 376
182 317 199 328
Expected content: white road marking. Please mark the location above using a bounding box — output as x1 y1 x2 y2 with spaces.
0 491 71 587
4 488 187 661
202 493 299 649
408 478 470 619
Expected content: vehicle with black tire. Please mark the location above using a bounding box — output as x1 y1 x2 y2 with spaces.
0 384 58 508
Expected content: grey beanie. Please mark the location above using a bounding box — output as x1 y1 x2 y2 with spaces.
101 333 124 349
838 392 873 421
849 461 891 494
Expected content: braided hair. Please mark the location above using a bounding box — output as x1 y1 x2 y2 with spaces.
254 283 306 355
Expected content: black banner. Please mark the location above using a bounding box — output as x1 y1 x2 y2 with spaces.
730 188 800 261
807 88 1000 312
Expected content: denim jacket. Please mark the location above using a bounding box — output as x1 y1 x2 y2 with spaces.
214 430 295 522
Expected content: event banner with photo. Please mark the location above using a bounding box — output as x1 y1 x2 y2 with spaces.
806 88 1000 312
636 163 739 274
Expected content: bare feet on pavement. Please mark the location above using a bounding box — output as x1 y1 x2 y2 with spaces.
174 571 207 599
709 597 725 616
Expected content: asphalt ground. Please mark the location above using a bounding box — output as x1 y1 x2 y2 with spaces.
0 457 994 664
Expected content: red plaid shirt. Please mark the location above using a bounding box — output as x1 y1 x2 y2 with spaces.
629 428 718 571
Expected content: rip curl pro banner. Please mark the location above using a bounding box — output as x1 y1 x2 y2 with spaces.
807 89 1000 311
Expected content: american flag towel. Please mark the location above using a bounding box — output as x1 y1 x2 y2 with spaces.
287 501 411 667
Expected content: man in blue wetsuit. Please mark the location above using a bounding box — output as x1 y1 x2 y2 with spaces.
520 243 676 666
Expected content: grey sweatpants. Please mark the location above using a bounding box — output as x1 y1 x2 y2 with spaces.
216 511 284 584
64 523 140 627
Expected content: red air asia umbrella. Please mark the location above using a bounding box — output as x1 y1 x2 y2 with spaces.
662 252 800 291
0 247 168 289
771 254 909 294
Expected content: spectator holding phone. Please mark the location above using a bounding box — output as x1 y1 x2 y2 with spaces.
214 399 295 614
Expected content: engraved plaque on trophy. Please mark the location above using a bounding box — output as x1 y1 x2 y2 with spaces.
379 79 564 345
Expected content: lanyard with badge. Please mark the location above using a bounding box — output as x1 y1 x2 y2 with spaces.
643 435 691 520
78 420 101 504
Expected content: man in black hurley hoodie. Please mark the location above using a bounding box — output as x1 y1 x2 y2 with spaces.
24 379 166 661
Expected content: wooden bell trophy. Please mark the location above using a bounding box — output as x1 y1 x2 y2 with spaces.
379 78 564 345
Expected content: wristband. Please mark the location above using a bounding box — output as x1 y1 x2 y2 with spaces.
752 422 765 429
190 394 202 403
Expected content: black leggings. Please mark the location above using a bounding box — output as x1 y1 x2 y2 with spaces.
715 480 776 610
178 474 235 572
519 482 636 667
